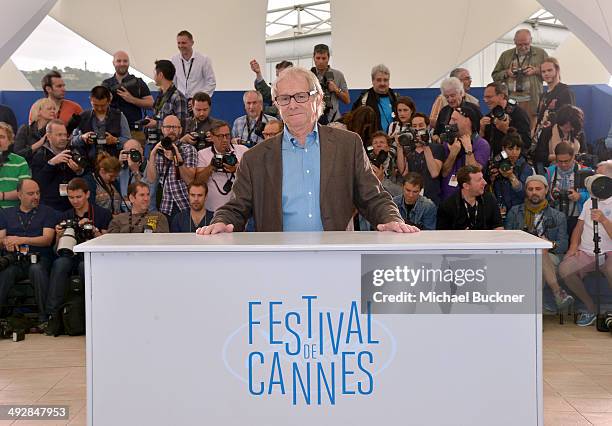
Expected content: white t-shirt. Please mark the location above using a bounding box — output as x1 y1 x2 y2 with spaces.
578 197 612 254
197 144 248 213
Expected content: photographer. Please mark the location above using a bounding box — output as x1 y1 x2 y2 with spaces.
533 58 575 160
545 105 585 165
142 60 189 133
480 82 532 156
118 139 154 212
433 77 481 138
490 128 534 216
559 164 612 326
85 152 123 215
506 175 572 310
102 51 154 131
437 165 503 230
14 98 56 164
491 29 548 126
546 142 590 236
250 59 293 117
180 92 221 150
231 91 275 147
430 68 479 129
310 44 349 124
31 120 84 212
108 182 169 233
0 179 56 328
71 86 131 169
368 132 402 196
440 105 490 201
393 173 437 230
145 115 197 221
46 178 111 328
352 64 398 132
388 96 416 138
196 121 248 218
396 113 445 205
0 122 31 208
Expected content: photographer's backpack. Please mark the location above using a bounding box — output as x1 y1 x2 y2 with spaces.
47 276 86 336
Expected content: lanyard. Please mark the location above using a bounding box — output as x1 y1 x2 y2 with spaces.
181 58 194 95
154 85 177 116
128 212 147 233
17 209 36 233
243 113 266 142
75 204 95 223
463 199 479 229
514 49 531 70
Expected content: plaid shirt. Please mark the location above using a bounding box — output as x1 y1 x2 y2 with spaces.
154 84 189 130
155 141 197 215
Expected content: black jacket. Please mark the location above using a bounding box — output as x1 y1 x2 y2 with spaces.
437 191 503 230
352 88 399 131
31 145 80 212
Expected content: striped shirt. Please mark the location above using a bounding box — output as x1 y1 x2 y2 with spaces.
0 152 31 208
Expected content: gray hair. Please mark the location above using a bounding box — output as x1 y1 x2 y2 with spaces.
514 29 532 41
449 68 468 78
440 77 464 96
271 66 324 118
596 160 612 177
46 118 65 135
371 64 390 80
242 90 263 104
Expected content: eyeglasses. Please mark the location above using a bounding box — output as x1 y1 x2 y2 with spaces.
275 90 317 106
161 125 181 130
262 132 277 139
212 133 231 139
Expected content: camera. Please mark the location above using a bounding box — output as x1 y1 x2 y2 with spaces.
212 152 238 172
440 124 459 145
134 118 150 131
107 77 139 95
56 219 95 257
603 311 612 333
69 149 88 170
366 145 388 168
551 189 570 215
398 129 430 153
190 131 210 151
489 105 506 121
0 252 19 272
584 173 612 199
122 149 142 167
156 137 174 155
575 153 598 169
514 68 525 92
89 130 106 145
490 151 512 173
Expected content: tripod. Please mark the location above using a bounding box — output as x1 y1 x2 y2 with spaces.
592 198 609 332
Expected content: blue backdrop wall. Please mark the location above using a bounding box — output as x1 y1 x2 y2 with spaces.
2 84 611 144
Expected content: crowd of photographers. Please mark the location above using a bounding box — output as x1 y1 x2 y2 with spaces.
0 28 610 333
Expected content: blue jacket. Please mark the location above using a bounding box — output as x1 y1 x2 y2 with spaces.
392 194 437 230
505 204 568 254
492 157 534 211
545 163 590 216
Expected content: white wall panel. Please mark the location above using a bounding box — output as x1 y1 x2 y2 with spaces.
331 0 540 88
0 0 57 68
49 0 267 90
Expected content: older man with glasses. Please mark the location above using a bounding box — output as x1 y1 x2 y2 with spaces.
196 66 417 234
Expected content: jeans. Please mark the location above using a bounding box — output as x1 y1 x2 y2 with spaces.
0 256 52 322
47 256 84 316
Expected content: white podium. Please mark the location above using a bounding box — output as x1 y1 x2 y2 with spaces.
76 230 549 426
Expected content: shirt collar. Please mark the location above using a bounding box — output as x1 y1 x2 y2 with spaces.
282 124 319 149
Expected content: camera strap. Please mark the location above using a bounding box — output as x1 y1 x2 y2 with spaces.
244 113 266 143
95 173 118 215
513 50 531 72
154 85 177 116
17 209 36 233
463 199 479 229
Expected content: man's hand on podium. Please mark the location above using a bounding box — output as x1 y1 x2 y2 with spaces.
196 223 235 235
377 221 420 233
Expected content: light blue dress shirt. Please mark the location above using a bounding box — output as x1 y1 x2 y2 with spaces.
281 126 323 231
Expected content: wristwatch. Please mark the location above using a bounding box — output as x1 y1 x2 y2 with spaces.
465 150 474 156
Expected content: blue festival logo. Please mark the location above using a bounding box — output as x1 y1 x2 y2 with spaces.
222 295 396 405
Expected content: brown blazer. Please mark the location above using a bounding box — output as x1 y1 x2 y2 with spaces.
212 125 402 231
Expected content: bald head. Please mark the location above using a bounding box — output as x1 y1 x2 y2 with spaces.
161 115 182 140
514 29 532 55
113 51 130 76
123 138 143 153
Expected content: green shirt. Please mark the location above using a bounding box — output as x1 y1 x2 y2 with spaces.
0 152 31 208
